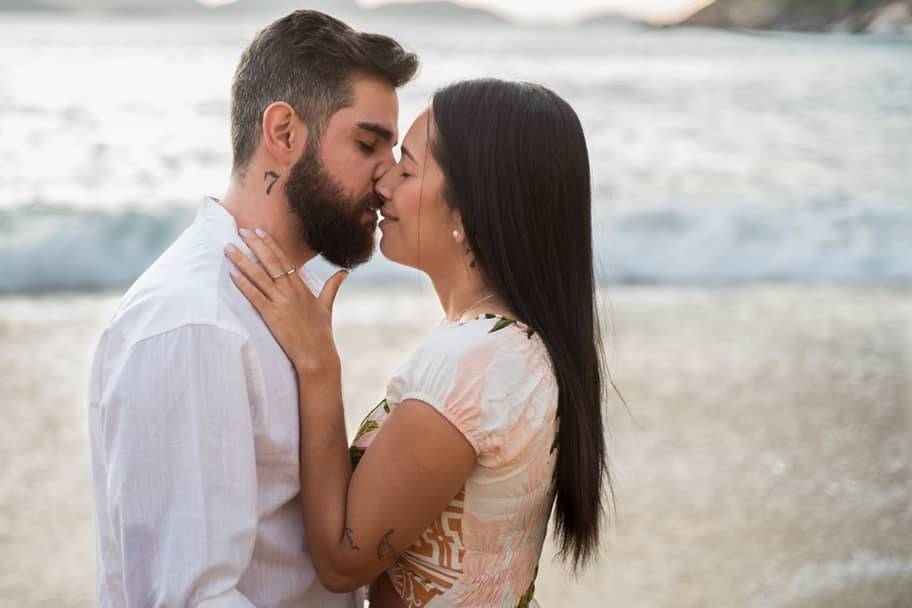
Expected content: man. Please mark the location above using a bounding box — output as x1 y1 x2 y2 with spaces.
87 11 418 606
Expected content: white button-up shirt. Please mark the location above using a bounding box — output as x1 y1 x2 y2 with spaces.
88 198 360 607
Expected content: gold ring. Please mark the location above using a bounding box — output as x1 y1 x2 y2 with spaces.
270 265 296 280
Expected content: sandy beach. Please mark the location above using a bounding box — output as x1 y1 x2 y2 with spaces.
1 284 909 607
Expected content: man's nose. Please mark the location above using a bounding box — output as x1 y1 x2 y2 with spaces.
373 148 396 182
374 174 392 204
373 155 395 202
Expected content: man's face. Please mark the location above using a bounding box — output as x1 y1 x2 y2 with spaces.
286 76 399 269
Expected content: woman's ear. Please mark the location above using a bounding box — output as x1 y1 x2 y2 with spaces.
450 214 466 245
261 102 309 167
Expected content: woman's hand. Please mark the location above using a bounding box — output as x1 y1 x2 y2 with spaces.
224 228 348 377
225 234 475 597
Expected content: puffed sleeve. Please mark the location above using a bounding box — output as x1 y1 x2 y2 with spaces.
385 322 555 466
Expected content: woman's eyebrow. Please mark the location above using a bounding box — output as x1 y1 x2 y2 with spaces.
400 144 417 163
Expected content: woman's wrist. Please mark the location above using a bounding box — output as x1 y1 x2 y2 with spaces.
293 347 341 376
295 356 342 386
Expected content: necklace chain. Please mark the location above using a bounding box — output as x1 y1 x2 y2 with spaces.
452 293 496 323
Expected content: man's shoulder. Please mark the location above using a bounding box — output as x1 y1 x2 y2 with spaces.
106 227 250 351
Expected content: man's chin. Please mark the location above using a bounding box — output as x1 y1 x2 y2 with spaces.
320 235 376 269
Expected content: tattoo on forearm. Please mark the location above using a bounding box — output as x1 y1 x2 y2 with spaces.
264 171 280 195
344 527 360 551
377 529 398 563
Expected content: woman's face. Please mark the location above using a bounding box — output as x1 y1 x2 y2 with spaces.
374 109 463 273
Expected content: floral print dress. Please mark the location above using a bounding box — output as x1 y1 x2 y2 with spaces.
350 314 558 608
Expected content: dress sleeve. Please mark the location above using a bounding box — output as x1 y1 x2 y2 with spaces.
97 324 258 607
386 328 549 462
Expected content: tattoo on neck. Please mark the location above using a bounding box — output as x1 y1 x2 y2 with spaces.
377 529 398 563
344 528 360 551
264 171 280 195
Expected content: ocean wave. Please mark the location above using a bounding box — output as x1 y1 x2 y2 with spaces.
0 200 909 294
0 204 195 294
594 199 912 284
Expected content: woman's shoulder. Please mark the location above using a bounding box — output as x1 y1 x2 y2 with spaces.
409 313 550 374
384 313 558 463
389 313 555 405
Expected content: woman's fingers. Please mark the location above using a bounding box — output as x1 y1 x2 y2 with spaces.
228 265 271 314
226 231 344 375
250 229 299 285
224 243 276 299
239 228 288 283
318 270 349 319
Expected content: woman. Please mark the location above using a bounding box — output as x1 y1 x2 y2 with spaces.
225 79 609 607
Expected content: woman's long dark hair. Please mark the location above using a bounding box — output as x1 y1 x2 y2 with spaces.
430 79 610 570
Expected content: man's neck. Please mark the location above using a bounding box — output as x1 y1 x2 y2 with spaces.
219 171 317 268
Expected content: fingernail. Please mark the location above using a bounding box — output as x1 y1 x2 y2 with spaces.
229 268 239 277
225 244 237 254
255 228 267 238
238 228 251 237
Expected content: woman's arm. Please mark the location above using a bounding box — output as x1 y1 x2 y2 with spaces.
297 377 475 592
225 230 476 592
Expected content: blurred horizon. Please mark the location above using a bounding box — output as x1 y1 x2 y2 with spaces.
331 0 710 24
2 0 710 24
0 5 910 293
7 0 911 29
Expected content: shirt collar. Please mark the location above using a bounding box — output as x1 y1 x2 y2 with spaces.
197 196 324 295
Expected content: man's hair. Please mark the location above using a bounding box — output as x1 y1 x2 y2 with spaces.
230 10 419 172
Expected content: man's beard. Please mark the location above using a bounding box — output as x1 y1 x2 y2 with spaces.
285 145 380 269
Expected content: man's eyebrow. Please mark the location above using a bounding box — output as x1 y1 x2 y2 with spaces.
356 122 395 143
400 145 417 163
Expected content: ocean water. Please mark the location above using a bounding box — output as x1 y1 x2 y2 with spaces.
1 14 911 292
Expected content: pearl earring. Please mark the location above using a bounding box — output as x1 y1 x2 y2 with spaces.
452 230 460 240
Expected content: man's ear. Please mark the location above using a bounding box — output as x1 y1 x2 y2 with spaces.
261 102 309 166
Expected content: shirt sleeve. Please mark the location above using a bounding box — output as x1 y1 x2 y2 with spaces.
386 326 550 466
98 324 258 607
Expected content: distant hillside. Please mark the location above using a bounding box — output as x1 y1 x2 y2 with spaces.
365 1 508 23
13 0 205 12
0 0 64 9
682 0 912 33
0 0 358 14
578 12 653 29
208 0 358 15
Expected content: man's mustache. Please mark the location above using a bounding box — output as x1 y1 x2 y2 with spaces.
363 192 384 213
